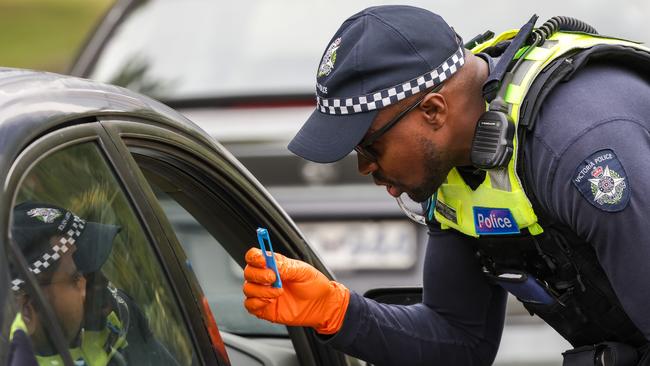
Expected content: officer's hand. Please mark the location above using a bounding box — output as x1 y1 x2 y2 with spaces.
242 248 350 334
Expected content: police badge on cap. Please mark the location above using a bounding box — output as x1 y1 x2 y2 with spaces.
318 37 341 78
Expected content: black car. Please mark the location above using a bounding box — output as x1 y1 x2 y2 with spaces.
0 68 358 366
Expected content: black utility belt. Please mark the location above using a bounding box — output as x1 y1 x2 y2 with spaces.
563 342 641 366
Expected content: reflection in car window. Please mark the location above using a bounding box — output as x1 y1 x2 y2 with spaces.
131 151 286 336
9 142 195 365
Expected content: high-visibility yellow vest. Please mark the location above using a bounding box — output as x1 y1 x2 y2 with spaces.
10 311 127 366
430 31 649 237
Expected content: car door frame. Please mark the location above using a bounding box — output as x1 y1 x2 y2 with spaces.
3 119 223 366
97 114 350 366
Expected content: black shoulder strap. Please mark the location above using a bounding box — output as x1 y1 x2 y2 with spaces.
482 15 538 102
519 43 650 131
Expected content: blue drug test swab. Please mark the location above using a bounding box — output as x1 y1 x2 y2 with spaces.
256 228 282 288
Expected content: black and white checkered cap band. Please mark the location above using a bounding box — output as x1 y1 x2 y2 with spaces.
11 215 86 291
317 45 465 115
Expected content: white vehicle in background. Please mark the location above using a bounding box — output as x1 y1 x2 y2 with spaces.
69 1 650 364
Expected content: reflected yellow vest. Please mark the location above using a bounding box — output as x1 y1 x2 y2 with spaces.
430 31 649 237
10 311 127 366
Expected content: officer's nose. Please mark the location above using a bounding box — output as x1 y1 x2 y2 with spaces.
357 153 378 176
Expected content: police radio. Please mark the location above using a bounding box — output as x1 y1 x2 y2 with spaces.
470 102 515 169
469 15 537 170
470 70 516 170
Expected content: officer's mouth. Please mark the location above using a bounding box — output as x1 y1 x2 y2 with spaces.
386 184 402 197
373 176 403 198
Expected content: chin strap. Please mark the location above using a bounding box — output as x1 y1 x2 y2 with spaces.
396 196 428 226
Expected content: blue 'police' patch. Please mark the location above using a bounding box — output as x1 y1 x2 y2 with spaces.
473 207 520 235
572 149 629 212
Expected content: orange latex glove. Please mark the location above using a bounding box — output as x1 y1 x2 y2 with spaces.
243 247 350 334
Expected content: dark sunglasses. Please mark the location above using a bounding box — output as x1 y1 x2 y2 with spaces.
354 84 442 163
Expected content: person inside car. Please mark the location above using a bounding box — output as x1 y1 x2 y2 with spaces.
8 201 179 366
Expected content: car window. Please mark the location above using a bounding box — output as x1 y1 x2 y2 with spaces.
9 142 196 365
130 148 287 337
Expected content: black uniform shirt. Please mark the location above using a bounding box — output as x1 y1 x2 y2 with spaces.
322 58 650 365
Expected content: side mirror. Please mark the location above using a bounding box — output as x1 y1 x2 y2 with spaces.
363 287 423 305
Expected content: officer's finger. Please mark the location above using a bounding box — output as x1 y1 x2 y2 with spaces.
243 281 283 299
244 297 275 313
244 265 276 285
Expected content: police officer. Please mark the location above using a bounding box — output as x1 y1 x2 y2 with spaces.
9 202 179 366
243 5 650 366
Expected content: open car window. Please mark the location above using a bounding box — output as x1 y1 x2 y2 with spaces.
129 146 287 338
96 117 353 366
9 141 196 365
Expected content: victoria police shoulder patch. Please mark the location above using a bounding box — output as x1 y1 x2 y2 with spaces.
572 149 629 212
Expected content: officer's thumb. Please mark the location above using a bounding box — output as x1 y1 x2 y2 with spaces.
245 247 271 268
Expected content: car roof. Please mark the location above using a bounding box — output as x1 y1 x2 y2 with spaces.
0 67 225 167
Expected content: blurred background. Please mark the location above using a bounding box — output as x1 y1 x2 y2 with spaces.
2 1 649 365
0 0 113 72
2 0 648 72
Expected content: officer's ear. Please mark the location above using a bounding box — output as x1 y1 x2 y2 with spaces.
419 92 447 130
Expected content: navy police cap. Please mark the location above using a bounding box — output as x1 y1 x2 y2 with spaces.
10 201 120 291
288 5 465 163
